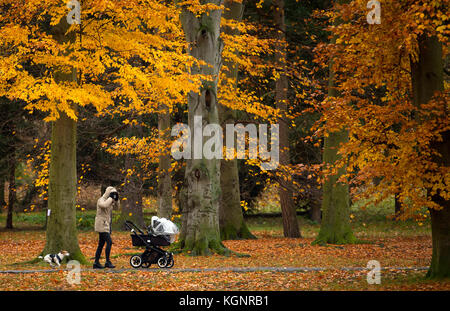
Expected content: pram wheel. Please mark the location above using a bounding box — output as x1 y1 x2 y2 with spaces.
130 255 142 268
157 256 167 268
166 256 174 268
157 253 174 268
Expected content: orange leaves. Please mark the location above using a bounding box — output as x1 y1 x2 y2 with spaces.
311 0 449 218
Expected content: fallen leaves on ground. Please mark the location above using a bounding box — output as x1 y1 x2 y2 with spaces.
0 230 446 290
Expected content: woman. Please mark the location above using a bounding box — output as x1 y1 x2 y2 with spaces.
93 186 119 269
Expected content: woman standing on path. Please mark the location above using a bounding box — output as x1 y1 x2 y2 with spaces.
93 186 119 269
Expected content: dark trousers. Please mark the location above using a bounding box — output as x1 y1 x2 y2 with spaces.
95 232 112 263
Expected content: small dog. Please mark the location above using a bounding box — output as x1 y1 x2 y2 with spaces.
38 250 70 267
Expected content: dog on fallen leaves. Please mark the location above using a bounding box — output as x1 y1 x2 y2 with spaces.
38 250 70 267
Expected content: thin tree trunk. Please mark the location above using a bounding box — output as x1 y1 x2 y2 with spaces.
0 179 5 213
394 193 401 216
157 104 173 219
118 154 144 229
6 149 15 229
274 0 301 238
313 1 355 245
410 35 448 278
219 0 255 240
178 1 229 255
309 205 321 224
40 17 86 263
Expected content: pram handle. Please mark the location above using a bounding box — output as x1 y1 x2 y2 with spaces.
124 220 145 235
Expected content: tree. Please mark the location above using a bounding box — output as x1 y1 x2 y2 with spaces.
410 35 448 278
311 0 448 276
0 95 49 227
1 0 202 258
0 179 4 213
314 128 355 244
40 17 86 262
6 140 15 229
178 0 229 255
313 0 355 245
157 103 173 219
273 0 301 238
0 98 18 229
117 152 145 229
218 0 256 240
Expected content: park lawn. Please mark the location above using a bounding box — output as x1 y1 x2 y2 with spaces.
0 209 449 290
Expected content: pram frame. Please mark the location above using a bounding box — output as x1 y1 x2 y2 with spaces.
124 220 174 268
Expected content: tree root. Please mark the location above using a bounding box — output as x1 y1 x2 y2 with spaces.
171 239 250 258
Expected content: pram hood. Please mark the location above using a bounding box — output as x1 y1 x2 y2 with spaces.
150 216 179 243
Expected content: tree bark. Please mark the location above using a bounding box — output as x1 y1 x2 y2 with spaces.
313 128 356 245
410 35 448 278
157 104 173 219
218 0 255 240
0 179 5 213
309 205 322 224
41 17 86 264
43 111 86 262
313 1 355 244
274 0 301 238
6 148 15 229
428 200 450 278
178 1 229 255
394 193 401 216
118 154 145 229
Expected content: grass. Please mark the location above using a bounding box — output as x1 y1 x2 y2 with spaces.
0 209 161 231
0 195 431 239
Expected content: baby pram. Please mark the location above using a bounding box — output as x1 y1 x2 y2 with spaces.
124 217 179 268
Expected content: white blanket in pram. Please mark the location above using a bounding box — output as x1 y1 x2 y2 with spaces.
150 216 179 243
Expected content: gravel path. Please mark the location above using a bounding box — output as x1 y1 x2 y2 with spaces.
0 266 429 274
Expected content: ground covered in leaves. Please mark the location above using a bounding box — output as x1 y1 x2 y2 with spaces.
0 216 448 291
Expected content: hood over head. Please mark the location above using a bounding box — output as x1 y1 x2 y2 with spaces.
102 186 117 199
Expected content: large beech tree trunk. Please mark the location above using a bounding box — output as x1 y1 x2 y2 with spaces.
410 35 449 278
274 0 301 238
157 104 173 219
179 1 229 255
313 1 355 245
41 18 86 263
313 127 355 245
218 0 255 240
